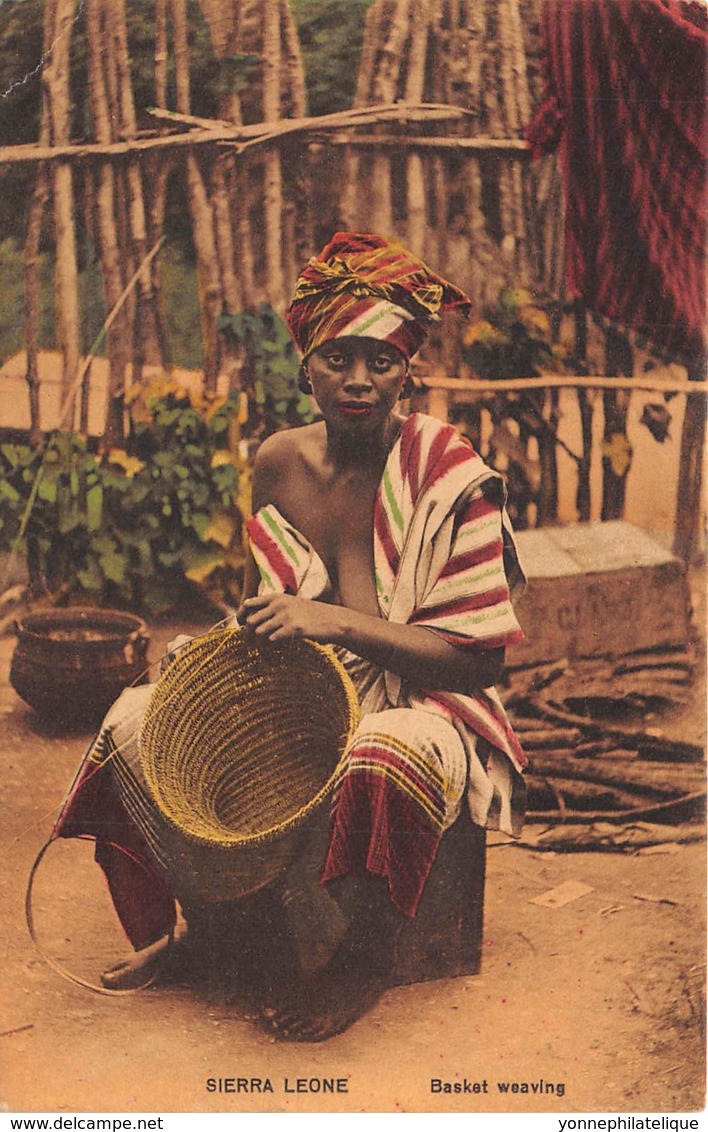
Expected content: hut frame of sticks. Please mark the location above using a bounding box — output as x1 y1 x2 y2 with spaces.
2 0 705 560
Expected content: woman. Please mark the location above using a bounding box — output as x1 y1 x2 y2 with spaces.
236 232 527 1038
55 232 527 1042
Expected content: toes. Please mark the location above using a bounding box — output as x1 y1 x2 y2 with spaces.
100 964 142 990
101 961 129 978
100 954 161 990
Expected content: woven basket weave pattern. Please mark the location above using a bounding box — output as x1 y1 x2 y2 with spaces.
139 630 360 852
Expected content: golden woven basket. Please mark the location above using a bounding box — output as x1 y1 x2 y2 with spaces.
138 628 360 901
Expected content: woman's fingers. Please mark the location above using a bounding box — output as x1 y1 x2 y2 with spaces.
241 599 293 639
242 604 274 627
238 595 325 642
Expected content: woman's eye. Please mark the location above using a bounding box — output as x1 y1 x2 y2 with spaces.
325 353 347 367
372 355 395 371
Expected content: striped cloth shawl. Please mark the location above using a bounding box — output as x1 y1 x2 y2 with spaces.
525 0 707 360
247 413 528 836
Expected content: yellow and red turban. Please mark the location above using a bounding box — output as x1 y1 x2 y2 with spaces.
285 232 472 360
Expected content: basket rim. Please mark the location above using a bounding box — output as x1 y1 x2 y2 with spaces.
138 628 360 850
15 607 147 640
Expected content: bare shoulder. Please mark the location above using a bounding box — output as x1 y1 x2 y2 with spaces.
251 424 324 511
253 425 317 464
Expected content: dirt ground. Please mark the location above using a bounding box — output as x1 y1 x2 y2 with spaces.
0 578 706 1117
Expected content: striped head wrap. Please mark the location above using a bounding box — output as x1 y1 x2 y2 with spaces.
286 232 472 360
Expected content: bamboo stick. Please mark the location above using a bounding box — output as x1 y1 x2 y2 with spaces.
22 0 54 450
340 0 385 229
234 161 257 310
310 135 532 152
22 170 49 446
460 1 488 306
0 105 477 166
202 0 248 320
113 0 164 375
145 101 474 134
601 327 633 520
45 0 81 414
86 0 133 445
404 0 431 255
168 0 222 390
56 238 167 434
262 0 285 311
673 358 707 562
420 374 708 395
280 0 306 119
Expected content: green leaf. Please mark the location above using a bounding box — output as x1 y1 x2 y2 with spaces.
86 484 103 531
58 510 82 535
36 475 56 502
77 562 103 592
99 548 127 585
0 479 20 503
190 512 211 540
156 549 182 567
182 543 224 580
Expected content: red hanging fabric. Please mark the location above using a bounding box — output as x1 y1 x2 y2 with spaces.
526 0 708 360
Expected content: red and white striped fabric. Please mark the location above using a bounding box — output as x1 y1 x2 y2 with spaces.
525 0 707 361
246 412 528 838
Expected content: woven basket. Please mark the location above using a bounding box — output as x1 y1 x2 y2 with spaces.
11 607 148 725
139 628 359 901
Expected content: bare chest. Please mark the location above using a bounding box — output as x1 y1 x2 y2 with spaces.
276 469 382 615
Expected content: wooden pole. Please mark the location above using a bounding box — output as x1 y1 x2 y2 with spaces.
340 0 384 230
169 0 223 390
262 0 285 312
673 357 707 563
86 0 130 446
44 0 81 416
110 0 165 374
601 327 634 521
22 170 49 446
0 106 477 166
404 0 431 256
420 375 708 396
368 0 410 235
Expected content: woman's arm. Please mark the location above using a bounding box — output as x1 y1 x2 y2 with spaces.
237 591 504 693
238 430 291 605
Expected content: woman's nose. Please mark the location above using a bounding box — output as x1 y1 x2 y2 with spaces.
343 358 373 387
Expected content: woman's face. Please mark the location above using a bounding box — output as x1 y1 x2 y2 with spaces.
306 337 407 431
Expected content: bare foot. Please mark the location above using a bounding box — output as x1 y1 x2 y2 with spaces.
100 931 184 990
259 957 388 1042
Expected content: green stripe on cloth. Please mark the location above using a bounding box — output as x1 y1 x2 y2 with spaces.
256 561 276 591
262 509 301 565
382 467 404 532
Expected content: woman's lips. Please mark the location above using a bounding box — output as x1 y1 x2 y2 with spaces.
338 403 374 416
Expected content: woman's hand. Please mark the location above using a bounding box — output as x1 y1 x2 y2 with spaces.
237 594 343 644
237 592 504 692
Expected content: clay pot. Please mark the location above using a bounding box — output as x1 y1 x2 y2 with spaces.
10 607 149 725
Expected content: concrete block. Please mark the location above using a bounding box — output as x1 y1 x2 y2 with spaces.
508 521 691 667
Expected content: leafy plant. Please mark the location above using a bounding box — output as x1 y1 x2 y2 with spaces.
461 287 561 380
217 302 314 439
457 287 574 529
0 383 248 614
